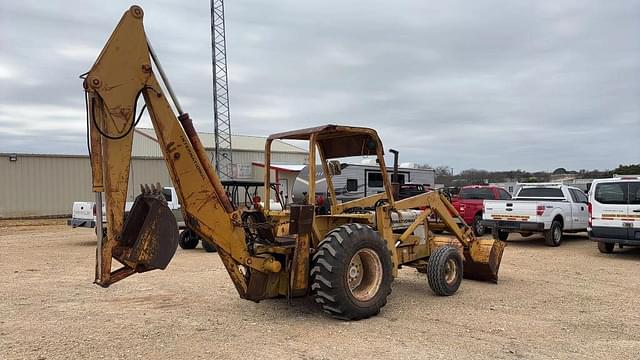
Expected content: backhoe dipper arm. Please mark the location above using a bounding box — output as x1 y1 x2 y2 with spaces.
85 6 280 292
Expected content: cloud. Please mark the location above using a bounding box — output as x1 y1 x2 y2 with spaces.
56 45 103 62
0 62 19 80
0 0 638 171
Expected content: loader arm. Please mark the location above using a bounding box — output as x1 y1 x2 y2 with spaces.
85 6 280 293
395 191 505 282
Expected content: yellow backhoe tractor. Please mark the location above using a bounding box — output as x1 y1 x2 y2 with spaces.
84 6 506 320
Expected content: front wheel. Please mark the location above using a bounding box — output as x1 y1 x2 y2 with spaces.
310 223 393 320
427 246 463 296
544 220 563 247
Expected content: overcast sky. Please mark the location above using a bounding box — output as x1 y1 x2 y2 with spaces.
0 0 638 172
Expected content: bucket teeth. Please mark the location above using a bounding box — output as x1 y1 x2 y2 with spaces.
139 183 167 204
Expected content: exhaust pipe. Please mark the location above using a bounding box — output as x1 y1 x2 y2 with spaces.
389 149 399 200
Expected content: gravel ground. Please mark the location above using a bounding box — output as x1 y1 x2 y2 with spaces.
1 220 639 360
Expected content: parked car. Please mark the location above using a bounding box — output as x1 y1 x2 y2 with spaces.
482 183 589 246
588 176 640 253
451 185 511 236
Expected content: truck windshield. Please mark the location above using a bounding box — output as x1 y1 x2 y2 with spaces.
459 188 494 200
518 188 564 198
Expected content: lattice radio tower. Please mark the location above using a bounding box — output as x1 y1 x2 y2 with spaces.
211 0 233 179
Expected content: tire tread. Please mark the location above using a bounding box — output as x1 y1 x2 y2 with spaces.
310 223 392 320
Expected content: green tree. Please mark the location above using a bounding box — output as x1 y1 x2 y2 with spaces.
613 164 640 175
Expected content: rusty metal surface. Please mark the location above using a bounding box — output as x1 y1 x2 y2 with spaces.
116 184 178 272
85 6 282 295
288 205 314 235
86 5 506 314
267 125 382 159
462 239 506 283
394 190 505 282
267 124 369 140
290 233 310 296
178 112 234 213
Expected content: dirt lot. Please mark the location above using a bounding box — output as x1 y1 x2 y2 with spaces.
1 220 639 360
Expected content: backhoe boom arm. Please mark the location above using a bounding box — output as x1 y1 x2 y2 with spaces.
85 6 280 292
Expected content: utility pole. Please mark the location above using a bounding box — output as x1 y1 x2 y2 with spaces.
211 0 233 179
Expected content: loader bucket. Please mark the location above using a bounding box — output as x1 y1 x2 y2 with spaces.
462 239 506 283
114 189 179 272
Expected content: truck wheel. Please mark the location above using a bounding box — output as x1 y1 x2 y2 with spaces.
472 214 485 236
310 223 393 320
544 220 563 247
492 229 509 241
597 242 614 254
427 246 463 296
202 239 217 253
95 227 107 238
178 229 199 250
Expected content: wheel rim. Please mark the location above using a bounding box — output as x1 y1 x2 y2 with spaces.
475 221 484 235
444 258 458 285
553 227 561 242
347 248 383 302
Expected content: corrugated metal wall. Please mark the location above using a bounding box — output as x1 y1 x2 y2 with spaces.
126 158 173 201
232 151 308 170
0 155 91 218
0 155 174 218
132 132 163 158
0 151 307 218
1 155 93 218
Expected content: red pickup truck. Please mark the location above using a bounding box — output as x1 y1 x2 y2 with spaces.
451 185 512 236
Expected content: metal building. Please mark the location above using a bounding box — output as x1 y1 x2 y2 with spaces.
0 129 307 218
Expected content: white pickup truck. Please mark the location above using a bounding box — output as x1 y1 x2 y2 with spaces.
482 184 589 246
68 186 184 233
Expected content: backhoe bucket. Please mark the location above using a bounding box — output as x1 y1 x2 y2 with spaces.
462 239 506 283
113 187 179 272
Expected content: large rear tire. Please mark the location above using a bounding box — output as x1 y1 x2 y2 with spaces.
310 223 393 320
178 229 199 250
427 246 463 296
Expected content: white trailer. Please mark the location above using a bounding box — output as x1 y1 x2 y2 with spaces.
291 163 435 204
